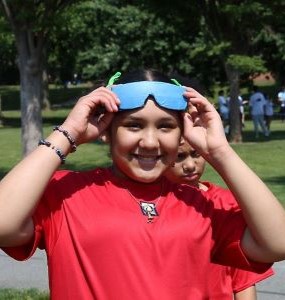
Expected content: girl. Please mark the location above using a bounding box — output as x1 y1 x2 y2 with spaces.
0 69 285 299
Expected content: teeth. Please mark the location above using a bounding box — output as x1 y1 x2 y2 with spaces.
138 156 157 161
134 154 160 161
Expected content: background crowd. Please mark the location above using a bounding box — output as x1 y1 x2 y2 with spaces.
217 85 285 139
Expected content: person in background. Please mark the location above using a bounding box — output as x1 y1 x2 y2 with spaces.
264 93 274 134
277 86 285 122
165 138 274 300
218 89 230 134
249 86 269 138
238 94 248 128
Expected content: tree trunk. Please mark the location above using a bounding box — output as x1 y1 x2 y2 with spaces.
0 94 3 127
42 47 51 111
42 67 51 111
16 31 43 156
225 64 242 143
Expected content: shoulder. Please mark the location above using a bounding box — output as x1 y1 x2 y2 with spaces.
52 167 107 181
200 181 238 210
48 168 110 193
169 180 206 205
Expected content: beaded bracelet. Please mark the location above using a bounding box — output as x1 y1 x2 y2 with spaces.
38 139 66 164
53 125 77 152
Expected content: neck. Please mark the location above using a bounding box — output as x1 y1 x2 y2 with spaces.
198 182 208 191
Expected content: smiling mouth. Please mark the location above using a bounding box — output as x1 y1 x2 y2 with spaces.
132 154 163 169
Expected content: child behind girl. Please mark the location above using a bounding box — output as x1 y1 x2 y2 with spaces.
165 138 274 299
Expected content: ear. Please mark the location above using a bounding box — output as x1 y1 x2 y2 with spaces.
100 131 111 144
179 136 185 146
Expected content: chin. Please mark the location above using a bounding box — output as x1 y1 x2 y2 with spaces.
130 169 164 183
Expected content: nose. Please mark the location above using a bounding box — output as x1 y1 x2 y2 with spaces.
182 158 195 173
139 128 159 149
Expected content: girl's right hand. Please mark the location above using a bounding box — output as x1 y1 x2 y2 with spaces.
61 87 120 145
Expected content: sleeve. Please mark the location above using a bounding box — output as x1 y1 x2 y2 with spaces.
209 188 273 274
231 266 274 293
1 220 44 261
1 170 68 261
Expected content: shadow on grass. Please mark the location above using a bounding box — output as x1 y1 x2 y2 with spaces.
0 85 90 111
242 130 285 143
263 175 285 185
1 115 67 128
0 169 9 179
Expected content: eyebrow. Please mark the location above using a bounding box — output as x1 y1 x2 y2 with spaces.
123 115 178 122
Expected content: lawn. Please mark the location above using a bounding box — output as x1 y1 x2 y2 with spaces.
1 107 285 204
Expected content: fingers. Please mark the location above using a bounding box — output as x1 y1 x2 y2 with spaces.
62 87 120 143
183 87 215 114
79 87 120 113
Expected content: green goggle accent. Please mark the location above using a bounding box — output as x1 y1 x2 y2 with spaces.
107 71 122 86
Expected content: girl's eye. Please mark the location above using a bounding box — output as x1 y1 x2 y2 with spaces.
158 122 176 131
124 122 142 130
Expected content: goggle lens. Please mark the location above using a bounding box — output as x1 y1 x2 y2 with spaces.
111 81 187 111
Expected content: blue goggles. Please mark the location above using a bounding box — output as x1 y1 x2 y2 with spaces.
111 81 187 111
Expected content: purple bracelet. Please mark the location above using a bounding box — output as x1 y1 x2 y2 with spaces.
38 139 66 164
53 125 77 152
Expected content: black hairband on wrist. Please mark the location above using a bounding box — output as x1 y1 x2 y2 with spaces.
53 125 77 152
38 139 66 164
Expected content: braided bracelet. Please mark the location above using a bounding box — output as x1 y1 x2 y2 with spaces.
38 139 66 164
53 125 77 152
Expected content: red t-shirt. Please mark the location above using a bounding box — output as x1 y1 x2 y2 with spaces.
2 169 272 300
201 181 274 297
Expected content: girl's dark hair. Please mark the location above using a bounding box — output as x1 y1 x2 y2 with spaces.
116 69 173 84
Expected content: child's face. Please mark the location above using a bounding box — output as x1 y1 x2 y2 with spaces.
109 99 182 183
165 141 206 187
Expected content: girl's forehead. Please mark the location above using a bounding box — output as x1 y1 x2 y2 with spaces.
114 99 181 122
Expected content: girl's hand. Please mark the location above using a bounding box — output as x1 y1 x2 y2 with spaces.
61 87 120 145
182 87 229 160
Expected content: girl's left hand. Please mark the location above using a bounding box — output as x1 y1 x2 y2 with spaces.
182 87 229 160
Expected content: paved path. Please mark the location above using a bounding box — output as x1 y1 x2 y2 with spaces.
0 249 285 298
0 249 48 291
256 260 285 299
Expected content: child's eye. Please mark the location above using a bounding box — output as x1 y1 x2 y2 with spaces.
191 151 201 158
177 152 188 162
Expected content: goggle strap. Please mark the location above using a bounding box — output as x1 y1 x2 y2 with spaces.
171 78 182 86
107 71 122 87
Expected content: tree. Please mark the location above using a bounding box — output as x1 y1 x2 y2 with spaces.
59 0 199 81
254 0 285 86
0 0 78 156
191 1 272 142
0 15 18 84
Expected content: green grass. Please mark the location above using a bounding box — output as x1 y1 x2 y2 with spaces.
1 108 285 204
202 120 285 204
0 288 48 299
